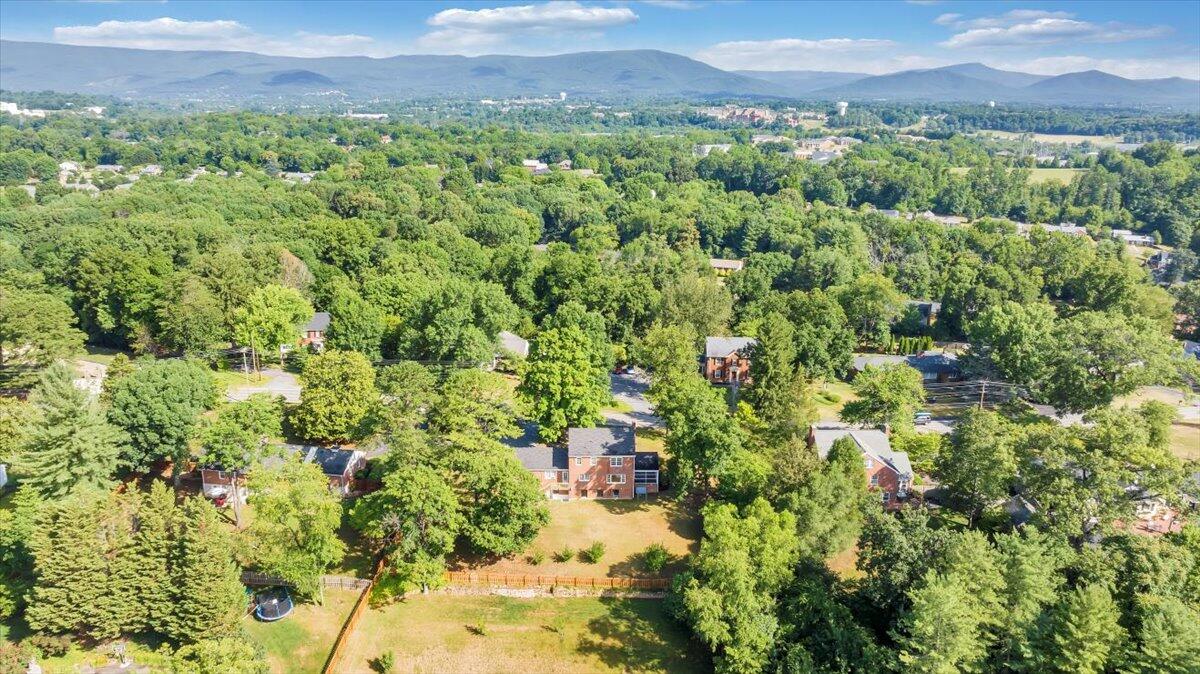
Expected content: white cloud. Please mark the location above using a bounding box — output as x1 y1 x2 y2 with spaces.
52 17 386 57
416 2 637 53
995 55 1200 80
639 0 705 9
694 37 951 74
939 10 1169 48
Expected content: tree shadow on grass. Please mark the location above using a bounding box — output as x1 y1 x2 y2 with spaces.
575 597 710 674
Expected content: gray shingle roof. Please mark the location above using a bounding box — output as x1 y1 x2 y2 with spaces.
809 425 913 479
568 426 636 457
514 446 568 470
305 312 331 332
852 352 959 376
705 336 756 359
497 330 530 358
635 452 660 470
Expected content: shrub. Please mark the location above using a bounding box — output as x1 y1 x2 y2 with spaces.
552 546 574 563
27 634 71 658
468 621 488 636
580 541 606 564
643 543 670 573
527 549 546 565
372 650 395 674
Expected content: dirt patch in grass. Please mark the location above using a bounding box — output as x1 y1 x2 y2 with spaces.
336 595 708 674
451 498 699 579
245 588 360 674
826 545 862 581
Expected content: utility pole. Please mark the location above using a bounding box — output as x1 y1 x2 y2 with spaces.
978 380 987 409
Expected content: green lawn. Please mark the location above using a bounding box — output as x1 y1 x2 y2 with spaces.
452 498 699 580
336 595 709 674
211 369 259 394
815 379 856 421
0 621 172 674
948 166 1084 185
77 345 126 365
245 588 360 674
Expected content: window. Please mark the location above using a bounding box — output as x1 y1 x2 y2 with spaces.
870 474 879 486
607 474 626 484
635 470 658 484
590 456 598 466
882 492 891 503
578 473 589 481
864 458 874 469
559 470 569 482
543 471 555 479
610 456 625 468
575 457 582 466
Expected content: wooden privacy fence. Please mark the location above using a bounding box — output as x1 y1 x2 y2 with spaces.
444 571 670 590
322 558 384 674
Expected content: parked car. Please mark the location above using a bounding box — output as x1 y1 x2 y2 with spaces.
914 411 932 425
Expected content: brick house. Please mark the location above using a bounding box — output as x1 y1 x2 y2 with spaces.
300 312 331 350
702 337 756 385
514 426 659 500
808 426 913 510
200 445 365 502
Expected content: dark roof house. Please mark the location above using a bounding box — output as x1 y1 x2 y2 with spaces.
568 426 636 457
305 312 331 333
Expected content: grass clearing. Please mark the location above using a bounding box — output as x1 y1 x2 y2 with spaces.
1170 422 1199 461
211 369 258 394
245 588 360 674
452 498 699 579
976 130 1125 146
1113 386 1199 460
336 595 708 674
949 166 1083 185
815 379 856 421
636 426 665 454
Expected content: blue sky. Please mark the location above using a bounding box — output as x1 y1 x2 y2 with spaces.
2 1 1197 78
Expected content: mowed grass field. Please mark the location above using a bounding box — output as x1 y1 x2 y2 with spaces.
245 588 360 674
451 498 699 579
1114 386 1200 461
949 166 1084 185
976 129 1125 146
335 595 708 674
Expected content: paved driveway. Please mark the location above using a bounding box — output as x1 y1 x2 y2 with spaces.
225 368 301 403
603 369 664 428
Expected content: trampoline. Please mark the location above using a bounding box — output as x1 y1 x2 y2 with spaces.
254 587 294 622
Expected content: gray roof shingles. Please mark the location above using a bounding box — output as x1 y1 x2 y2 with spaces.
305 311 331 332
705 336 756 359
809 426 913 479
568 426 636 457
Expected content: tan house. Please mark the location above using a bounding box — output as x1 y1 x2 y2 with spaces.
708 258 744 277
515 426 660 500
702 337 756 385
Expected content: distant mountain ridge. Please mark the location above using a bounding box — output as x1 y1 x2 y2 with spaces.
0 40 1196 107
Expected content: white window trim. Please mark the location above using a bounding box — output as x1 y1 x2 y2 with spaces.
606 474 626 484
575 457 582 466
882 492 891 503
590 456 598 466
543 470 555 479
610 456 625 468
870 474 879 486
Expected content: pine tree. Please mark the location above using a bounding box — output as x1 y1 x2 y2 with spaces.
131 482 176 632
25 491 120 639
893 571 988 674
746 312 798 423
20 362 122 498
166 498 246 644
1037 584 1125 674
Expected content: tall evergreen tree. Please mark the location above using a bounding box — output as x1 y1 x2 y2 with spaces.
746 312 798 423
893 571 988 674
131 482 176 632
166 498 246 644
1036 584 1125 674
20 362 122 498
25 491 120 639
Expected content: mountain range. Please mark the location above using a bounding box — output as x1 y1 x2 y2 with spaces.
1 40 1196 108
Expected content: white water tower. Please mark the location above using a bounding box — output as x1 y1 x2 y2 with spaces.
987 100 996 108
836 101 848 116
559 91 567 101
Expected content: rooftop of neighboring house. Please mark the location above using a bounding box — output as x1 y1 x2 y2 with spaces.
567 426 636 457
305 311 331 333
809 425 913 479
708 258 745 271
497 330 530 358
905 299 942 316
852 351 960 376
202 444 359 477
1184 340 1199 359
705 336 756 359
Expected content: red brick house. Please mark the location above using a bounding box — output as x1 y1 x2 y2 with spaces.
300 312 330 351
514 426 659 500
702 336 756 385
200 444 365 502
808 425 913 510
